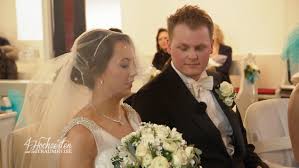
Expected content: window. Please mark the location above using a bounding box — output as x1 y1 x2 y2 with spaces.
16 0 43 40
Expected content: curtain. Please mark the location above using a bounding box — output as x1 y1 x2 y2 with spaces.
53 0 86 57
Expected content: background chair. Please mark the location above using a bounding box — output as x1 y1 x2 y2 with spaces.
235 54 259 121
245 98 298 167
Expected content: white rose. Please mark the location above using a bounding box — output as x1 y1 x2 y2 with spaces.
141 127 153 135
163 141 178 152
121 132 137 144
170 128 183 141
142 153 153 167
141 133 155 144
172 149 188 166
155 126 170 139
149 156 170 168
219 81 234 97
185 146 194 158
123 155 135 166
224 97 234 106
136 143 149 159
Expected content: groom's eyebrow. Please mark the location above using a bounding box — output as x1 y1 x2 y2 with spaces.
178 43 189 47
120 58 130 62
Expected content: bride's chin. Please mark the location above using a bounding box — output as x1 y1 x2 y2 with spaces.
114 90 131 100
122 91 131 98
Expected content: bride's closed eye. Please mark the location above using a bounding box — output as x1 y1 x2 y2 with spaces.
120 58 130 69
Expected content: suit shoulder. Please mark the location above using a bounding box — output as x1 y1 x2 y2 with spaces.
133 73 168 101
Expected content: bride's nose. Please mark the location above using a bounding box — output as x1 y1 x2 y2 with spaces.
129 63 137 78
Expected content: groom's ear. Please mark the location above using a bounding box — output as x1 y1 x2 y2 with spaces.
210 39 214 54
167 42 171 54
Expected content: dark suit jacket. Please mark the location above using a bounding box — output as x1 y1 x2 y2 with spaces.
213 44 232 83
125 65 267 168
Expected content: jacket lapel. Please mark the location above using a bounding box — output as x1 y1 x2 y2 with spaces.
162 66 228 152
163 66 247 157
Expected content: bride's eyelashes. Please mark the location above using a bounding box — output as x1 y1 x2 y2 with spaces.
120 63 129 69
119 58 130 69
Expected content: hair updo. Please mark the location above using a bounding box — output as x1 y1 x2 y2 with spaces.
70 30 133 89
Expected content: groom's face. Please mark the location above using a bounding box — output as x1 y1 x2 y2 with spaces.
169 24 213 81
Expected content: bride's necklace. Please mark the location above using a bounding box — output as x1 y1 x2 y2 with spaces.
89 103 124 125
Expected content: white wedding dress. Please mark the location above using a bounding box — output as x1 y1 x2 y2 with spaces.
61 103 140 168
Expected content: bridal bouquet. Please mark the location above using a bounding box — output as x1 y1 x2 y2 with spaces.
111 123 202 168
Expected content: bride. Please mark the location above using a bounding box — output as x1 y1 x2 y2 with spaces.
59 29 142 167
14 29 141 168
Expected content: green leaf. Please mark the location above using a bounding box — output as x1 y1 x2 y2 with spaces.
161 149 173 161
111 155 123 168
149 143 158 158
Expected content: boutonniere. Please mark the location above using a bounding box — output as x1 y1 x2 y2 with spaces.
215 81 236 107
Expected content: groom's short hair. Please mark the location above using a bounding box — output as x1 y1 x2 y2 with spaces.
167 5 214 41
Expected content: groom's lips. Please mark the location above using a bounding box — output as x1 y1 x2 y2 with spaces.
185 63 201 67
185 63 201 65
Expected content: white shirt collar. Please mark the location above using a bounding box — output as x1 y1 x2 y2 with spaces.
171 61 208 85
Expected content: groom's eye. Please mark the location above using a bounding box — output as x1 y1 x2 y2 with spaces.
177 45 188 51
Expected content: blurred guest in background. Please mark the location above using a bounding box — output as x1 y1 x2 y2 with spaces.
208 24 232 83
0 50 18 79
0 36 19 60
0 37 18 79
0 36 10 46
152 28 171 70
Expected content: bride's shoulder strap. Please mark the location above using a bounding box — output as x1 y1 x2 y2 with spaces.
60 117 102 152
122 103 141 129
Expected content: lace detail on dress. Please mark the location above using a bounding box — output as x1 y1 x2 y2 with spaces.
60 117 103 152
122 103 141 130
60 103 141 168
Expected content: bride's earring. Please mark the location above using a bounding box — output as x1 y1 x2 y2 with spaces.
97 80 104 89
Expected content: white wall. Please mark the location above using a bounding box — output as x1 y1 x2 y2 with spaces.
1 0 298 86
85 0 122 30
0 0 17 44
1 0 298 61
286 0 299 34
121 0 298 65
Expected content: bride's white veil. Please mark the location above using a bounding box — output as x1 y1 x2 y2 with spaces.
9 29 133 168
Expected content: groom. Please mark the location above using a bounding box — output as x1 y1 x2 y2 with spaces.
126 5 268 168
